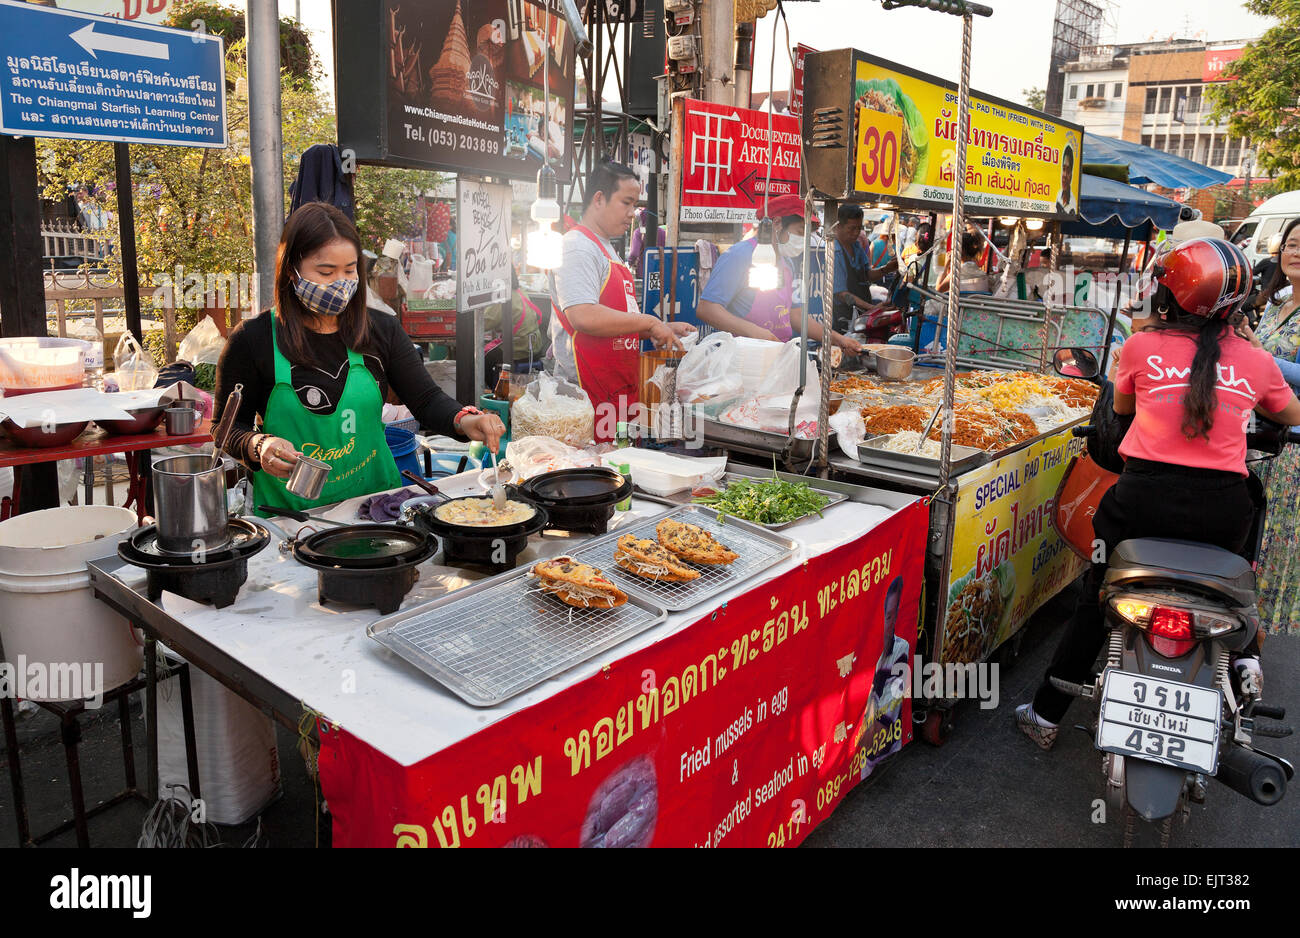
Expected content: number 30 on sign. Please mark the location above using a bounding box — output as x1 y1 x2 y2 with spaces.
855 106 904 195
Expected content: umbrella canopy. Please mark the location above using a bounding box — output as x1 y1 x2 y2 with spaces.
1073 173 1185 231
1082 133 1235 190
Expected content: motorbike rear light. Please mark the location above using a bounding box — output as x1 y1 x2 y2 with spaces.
1112 599 1153 625
1148 606 1196 657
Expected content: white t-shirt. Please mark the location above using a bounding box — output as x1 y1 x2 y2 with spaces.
547 227 618 384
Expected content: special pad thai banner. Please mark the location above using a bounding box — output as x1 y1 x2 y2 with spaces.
851 54 1083 218
317 499 929 848
940 427 1088 666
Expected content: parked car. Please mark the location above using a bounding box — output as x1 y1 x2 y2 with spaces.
1228 191 1300 266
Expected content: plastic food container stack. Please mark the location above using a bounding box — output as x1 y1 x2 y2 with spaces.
733 337 783 395
0 337 91 395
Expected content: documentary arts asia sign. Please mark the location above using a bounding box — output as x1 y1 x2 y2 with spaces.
680 98 802 224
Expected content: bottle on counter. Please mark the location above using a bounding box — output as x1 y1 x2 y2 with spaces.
616 461 632 511
615 420 630 449
492 364 513 402
74 320 104 389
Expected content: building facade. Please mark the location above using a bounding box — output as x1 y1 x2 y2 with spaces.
1058 39 1256 177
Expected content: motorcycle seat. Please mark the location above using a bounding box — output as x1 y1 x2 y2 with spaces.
1104 538 1256 607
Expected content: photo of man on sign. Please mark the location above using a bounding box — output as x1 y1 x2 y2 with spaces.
1056 143 1077 215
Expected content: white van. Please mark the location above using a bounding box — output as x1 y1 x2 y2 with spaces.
1229 190 1300 265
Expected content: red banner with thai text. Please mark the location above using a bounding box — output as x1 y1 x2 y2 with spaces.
679 97 802 224
317 498 929 848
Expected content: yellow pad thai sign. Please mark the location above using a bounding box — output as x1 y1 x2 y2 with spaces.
939 427 1088 666
852 55 1081 217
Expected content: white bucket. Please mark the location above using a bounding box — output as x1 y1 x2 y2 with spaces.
0 505 142 702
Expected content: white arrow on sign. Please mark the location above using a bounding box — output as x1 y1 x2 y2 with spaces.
70 23 170 61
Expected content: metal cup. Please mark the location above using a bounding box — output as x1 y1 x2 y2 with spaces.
286 454 331 500
153 454 230 554
164 406 197 435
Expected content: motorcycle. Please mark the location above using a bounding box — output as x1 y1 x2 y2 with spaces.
1048 346 1295 847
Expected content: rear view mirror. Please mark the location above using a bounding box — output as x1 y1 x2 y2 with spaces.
1053 347 1099 380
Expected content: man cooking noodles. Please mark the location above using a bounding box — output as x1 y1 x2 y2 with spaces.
832 204 901 341
548 159 695 441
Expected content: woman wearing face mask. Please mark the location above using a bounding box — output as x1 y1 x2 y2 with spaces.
697 194 863 353
213 202 504 516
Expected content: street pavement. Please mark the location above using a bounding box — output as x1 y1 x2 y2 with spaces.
2 583 1296 848
805 584 1300 848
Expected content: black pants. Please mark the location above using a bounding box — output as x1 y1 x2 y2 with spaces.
1033 459 1256 724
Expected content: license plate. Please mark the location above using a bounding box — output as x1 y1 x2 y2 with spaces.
1096 670 1223 774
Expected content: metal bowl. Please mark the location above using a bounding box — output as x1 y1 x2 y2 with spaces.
2 418 89 448
828 393 844 415
98 405 166 436
873 347 915 381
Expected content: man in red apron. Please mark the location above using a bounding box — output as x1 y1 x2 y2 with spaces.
549 160 695 442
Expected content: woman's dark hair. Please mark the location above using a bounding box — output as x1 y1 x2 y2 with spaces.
1264 216 1300 304
960 231 979 260
274 202 370 369
917 222 934 252
1150 287 1229 441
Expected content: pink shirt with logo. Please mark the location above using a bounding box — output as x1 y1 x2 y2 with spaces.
1116 329 1293 476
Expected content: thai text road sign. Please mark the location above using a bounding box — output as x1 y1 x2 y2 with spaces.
0 0 226 147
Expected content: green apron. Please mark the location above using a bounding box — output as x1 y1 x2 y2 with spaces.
253 314 401 517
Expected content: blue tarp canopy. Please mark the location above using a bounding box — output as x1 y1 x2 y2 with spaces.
1064 173 1185 237
1082 133 1235 190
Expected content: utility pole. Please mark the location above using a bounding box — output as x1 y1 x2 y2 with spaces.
247 0 283 316
699 0 734 105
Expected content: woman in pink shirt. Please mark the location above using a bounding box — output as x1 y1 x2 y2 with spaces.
1018 238 1300 749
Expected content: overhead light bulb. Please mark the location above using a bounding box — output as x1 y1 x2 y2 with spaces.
528 162 563 270
749 217 779 290
1025 217 1045 231
999 216 1018 226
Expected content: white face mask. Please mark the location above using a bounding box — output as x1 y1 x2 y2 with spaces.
777 235 803 259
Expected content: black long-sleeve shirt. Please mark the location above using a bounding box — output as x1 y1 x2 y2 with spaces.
213 309 463 469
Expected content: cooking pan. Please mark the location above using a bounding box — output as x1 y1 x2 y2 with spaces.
407 489 549 569
519 467 631 535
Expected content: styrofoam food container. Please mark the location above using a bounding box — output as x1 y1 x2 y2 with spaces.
600 449 726 497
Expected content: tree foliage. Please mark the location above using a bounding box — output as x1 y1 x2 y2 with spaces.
38 2 444 356
1206 0 1300 190
165 0 318 89
1022 86 1046 112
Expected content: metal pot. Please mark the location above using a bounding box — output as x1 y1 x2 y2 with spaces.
286 454 331 500
873 347 915 381
164 406 197 435
153 454 230 554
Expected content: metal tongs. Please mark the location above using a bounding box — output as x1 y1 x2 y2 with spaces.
916 404 942 452
488 449 506 512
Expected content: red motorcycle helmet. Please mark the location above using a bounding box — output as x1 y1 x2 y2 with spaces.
1152 237 1252 319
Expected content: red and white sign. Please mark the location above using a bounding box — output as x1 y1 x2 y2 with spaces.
680 98 802 224
1203 46 1245 83
789 43 817 119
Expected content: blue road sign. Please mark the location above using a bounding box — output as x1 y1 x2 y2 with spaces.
643 247 701 332
0 0 226 147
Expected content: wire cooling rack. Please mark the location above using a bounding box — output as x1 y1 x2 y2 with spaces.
564 505 798 612
367 570 667 707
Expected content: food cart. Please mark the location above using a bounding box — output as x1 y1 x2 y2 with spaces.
794 47 1099 740
88 462 930 847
